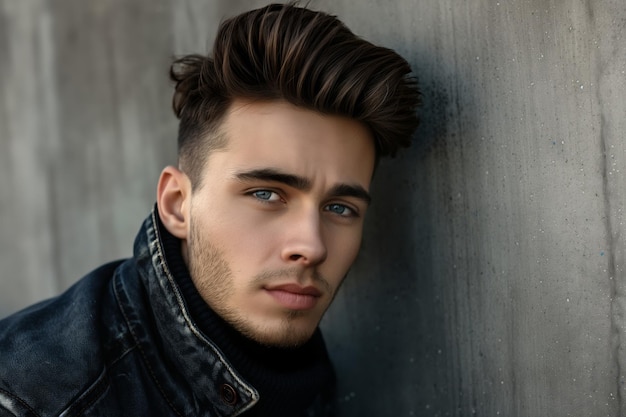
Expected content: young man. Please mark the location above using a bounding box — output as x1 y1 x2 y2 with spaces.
0 4 420 416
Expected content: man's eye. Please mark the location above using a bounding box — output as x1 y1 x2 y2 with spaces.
325 203 355 217
252 190 280 202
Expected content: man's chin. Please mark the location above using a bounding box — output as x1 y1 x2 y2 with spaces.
235 319 318 348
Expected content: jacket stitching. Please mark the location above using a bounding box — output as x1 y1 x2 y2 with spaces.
59 368 109 417
113 276 185 417
0 387 42 417
108 344 137 368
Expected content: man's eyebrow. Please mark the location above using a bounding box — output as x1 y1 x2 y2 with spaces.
235 168 372 205
234 168 312 190
234 168 371 205
328 184 372 205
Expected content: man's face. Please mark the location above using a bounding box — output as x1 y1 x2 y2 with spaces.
184 99 375 347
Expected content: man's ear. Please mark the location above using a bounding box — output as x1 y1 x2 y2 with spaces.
157 166 192 239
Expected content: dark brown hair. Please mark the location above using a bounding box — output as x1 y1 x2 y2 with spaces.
170 3 421 186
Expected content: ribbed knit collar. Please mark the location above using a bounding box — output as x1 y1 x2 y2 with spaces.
154 212 335 416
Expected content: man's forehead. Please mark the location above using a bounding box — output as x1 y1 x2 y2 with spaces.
204 99 376 185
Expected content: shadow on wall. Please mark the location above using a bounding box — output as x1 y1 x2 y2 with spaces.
321 51 469 416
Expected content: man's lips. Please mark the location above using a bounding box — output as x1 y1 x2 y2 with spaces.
266 283 322 296
264 284 322 310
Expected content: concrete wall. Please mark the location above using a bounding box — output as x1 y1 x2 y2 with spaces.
2 0 626 416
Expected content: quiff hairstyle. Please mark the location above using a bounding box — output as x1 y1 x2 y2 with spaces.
170 3 421 188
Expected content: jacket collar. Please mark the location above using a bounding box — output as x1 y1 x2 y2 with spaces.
117 205 259 416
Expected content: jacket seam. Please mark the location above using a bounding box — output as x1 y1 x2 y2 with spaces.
58 367 109 417
112 276 185 417
108 344 138 368
0 387 41 417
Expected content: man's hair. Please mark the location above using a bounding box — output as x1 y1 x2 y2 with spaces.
170 3 421 187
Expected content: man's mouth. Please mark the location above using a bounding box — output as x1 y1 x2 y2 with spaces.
264 284 322 310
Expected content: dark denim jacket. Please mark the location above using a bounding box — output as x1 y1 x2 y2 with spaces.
0 209 263 417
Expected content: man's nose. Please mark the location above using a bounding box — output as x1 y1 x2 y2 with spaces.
280 209 328 266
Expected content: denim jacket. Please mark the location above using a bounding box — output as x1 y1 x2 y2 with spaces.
0 209 307 417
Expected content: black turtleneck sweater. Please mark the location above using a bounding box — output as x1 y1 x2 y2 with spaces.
156 216 336 416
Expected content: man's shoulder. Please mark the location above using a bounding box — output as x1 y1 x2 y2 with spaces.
0 259 126 345
0 260 128 417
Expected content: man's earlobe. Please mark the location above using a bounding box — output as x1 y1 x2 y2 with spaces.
156 166 191 239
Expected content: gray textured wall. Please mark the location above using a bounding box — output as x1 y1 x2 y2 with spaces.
2 1 626 416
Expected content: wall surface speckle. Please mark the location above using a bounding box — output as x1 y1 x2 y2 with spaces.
2 0 626 415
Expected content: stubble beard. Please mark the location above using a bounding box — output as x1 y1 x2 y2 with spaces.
186 219 331 348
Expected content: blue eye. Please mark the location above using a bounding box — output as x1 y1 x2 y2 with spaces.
325 203 355 217
252 190 279 202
